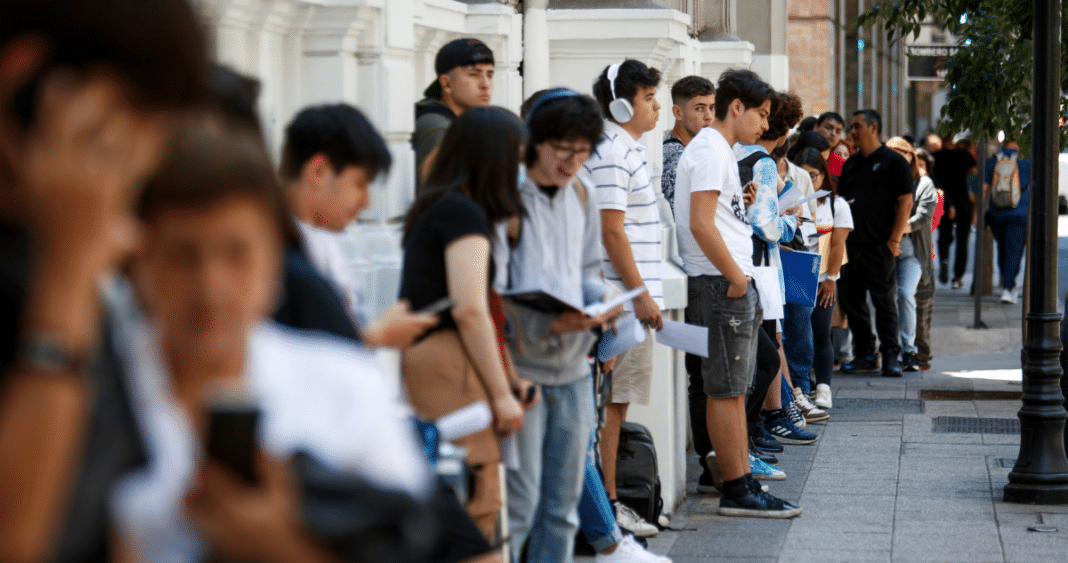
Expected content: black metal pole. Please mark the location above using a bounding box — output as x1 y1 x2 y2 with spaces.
974 134 987 329
1004 0 1068 504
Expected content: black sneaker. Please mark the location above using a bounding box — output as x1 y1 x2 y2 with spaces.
750 440 779 465
696 468 721 494
753 429 784 453
901 353 920 372
882 355 903 377
719 489 803 518
842 355 880 374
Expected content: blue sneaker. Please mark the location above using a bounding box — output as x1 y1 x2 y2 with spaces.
765 414 819 445
749 454 786 481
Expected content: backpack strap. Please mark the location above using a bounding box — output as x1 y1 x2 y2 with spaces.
572 175 589 210
738 151 774 188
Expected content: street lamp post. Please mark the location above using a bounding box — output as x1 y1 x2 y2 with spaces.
1004 0 1068 504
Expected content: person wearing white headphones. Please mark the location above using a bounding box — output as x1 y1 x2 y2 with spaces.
584 59 664 537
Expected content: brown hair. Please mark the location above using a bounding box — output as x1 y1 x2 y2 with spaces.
761 91 804 140
138 127 298 247
885 136 920 180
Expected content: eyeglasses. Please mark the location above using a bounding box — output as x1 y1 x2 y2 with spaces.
808 170 823 181
547 141 592 161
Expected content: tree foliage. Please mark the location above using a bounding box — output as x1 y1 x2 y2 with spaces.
859 0 1068 155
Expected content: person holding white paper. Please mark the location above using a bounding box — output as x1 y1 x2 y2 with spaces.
585 60 666 536
784 148 852 411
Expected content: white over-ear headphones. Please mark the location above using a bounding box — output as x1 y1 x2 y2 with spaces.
606 63 634 123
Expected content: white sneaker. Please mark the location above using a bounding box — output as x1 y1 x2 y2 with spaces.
595 534 672 562
814 383 833 409
1000 289 1018 304
792 387 830 422
613 500 658 538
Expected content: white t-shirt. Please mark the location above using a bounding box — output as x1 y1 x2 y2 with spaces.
815 195 854 281
585 120 664 309
110 321 430 562
296 219 367 327
674 127 755 277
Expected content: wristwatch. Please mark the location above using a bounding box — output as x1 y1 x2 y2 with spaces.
826 273 840 281
17 333 88 374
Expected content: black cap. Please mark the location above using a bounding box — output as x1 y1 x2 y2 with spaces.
435 38 494 76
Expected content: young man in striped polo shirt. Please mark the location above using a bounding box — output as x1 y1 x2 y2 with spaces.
585 59 664 535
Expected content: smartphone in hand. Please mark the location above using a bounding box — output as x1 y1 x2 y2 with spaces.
418 297 454 315
205 402 261 485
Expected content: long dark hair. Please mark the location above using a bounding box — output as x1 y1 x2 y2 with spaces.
403 106 527 243
791 147 833 195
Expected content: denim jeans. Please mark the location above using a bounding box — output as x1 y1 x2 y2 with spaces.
783 302 815 395
508 375 596 563
686 275 761 398
988 213 1026 291
578 429 622 552
897 237 922 355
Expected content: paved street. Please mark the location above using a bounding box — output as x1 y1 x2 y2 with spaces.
582 218 1068 562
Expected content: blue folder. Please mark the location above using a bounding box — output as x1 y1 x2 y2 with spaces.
780 248 822 307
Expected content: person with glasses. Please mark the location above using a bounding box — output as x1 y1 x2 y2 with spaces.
496 89 624 563
788 148 852 410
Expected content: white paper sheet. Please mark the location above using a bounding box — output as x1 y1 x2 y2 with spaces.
777 183 803 209
780 190 831 214
752 266 784 320
597 313 647 361
499 435 520 470
655 320 709 357
585 286 648 317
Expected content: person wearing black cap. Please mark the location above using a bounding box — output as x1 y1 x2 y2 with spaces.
412 37 495 194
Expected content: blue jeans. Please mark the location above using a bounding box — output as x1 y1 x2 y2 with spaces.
578 430 622 552
508 375 596 563
783 302 815 395
897 237 922 355
988 213 1026 291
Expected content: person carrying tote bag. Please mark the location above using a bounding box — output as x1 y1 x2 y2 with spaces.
399 107 536 544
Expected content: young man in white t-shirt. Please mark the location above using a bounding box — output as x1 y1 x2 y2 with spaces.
584 59 664 536
674 69 802 518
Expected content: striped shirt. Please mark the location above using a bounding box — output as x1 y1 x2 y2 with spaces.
584 120 664 309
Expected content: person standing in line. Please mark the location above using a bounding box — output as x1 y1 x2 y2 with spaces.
932 134 977 288
280 104 438 349
674 69 801 518
412 38 495 191
983 139 1030 304
585 59 664 536
815 111 850 180
789 148 852 409
495 91 623 562
400 107 531 542
837 110 913 377
662 75 714 212
912 148 940 371
885 137 937 372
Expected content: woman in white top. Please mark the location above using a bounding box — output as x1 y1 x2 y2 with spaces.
789 148 853 409
111 128 430 563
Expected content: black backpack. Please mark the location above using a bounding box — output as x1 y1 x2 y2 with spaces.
615 421 663 524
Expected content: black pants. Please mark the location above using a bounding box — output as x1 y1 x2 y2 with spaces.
811 299 836 386
839 242 901 360
687 325 778 460
937 192 973 280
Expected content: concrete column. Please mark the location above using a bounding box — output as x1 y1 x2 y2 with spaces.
523 0 550 98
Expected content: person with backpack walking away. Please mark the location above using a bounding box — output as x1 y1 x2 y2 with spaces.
983 140 1031 304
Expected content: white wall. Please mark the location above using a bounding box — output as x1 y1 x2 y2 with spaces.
199 0 767 518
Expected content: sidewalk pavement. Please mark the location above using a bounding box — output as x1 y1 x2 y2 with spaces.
581 282 1068 562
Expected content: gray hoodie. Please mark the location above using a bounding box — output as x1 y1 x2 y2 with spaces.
493 175 611 387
